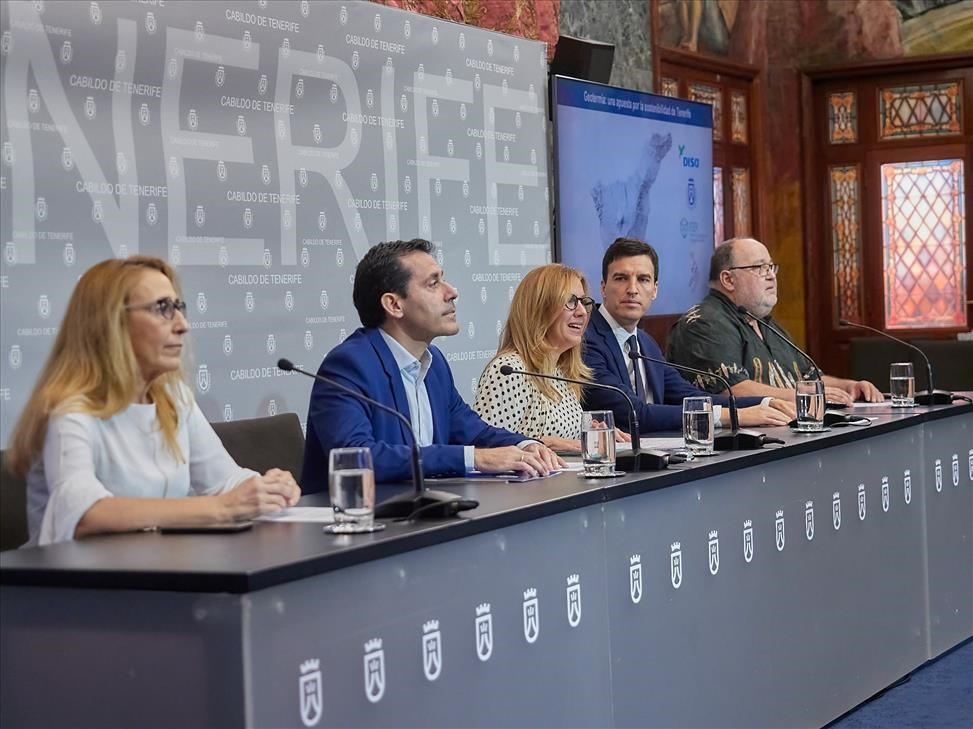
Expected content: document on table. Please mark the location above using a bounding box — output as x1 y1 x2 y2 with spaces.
256 507 335 523
617 437 687 452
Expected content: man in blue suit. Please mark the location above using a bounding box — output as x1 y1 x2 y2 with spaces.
303 239 562 491
582 237 793 434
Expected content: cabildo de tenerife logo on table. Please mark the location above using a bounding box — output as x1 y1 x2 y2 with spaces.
298 659 322 727
629 554 642 603
670 542 682 589
363 638 385 704
421 620 442 682
475 603 493 661
566 574 581 627
522 587 539 643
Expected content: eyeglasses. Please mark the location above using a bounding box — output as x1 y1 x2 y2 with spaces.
727 262 780 277
125 297 188 320
565 294 595 312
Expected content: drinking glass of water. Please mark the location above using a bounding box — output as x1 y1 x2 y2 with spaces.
889 362 915 407
327 447 384 533
794 379 826 431
682 396 715 454
581 410 618 477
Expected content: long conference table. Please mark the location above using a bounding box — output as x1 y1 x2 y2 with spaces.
2 402 971 728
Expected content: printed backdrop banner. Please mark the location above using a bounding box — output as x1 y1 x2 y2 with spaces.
0 0 551 442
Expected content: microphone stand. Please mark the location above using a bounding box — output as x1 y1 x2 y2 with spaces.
628 351 780 450
498 365 671 472
839 319 956 405
278 358 475 520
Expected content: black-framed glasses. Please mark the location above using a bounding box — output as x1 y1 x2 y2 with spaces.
125 297 188 320
565 294 595 312
727 262 779 277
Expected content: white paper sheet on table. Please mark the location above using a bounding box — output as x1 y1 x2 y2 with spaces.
256 507 335 523
617 437 687 452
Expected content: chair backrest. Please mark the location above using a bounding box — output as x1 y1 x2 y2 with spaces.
848 337 973 392
210 413 305 484
0 450 29 551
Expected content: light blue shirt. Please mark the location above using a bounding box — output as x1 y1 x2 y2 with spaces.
379 330 475 471
597 306 653 404
596 307 729 426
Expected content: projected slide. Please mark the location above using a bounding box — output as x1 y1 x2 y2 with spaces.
554 77 714 316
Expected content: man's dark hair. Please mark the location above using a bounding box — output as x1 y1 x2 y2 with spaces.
353 239 432 327
602 237 660 283
708 238 738 283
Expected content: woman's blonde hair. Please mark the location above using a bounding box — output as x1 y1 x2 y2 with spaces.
7 256 187 476
496 263 592 401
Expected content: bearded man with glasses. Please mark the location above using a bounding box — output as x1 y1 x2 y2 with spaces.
667 237 883 405
581 237 793 434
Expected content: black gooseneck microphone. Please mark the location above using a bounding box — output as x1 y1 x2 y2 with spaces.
627 351 781 450
278 358 476 519
737 306 824 380
838 319 956 405
497 365 671 472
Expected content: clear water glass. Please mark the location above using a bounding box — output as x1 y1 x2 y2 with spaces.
581 410 616 476
794 379 826 431
328 447 378 533
682 396 714 454
889 362 915 407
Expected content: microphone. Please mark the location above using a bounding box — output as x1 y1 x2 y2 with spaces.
737 306 824 380
627 351 780 450
278 358 476 519
497 365 671 472
839 319 955 405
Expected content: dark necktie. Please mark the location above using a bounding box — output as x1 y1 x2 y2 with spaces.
627 334 646 402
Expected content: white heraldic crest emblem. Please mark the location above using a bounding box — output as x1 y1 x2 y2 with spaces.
421 620 442 681
298 659 322 727
629 554 642 603
566 574 581 627
670 542 682 589
522 588 539 643
474 603 492 661
743 521 754 563
363 639 385 703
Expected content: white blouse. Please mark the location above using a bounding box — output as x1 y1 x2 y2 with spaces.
26 385 256 546
474 352 584 440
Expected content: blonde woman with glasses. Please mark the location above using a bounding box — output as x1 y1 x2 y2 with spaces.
7 256 300 546
474 264 630 453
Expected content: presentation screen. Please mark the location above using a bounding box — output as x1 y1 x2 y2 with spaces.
552 76 714 315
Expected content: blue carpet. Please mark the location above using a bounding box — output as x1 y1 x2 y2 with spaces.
827 638 973 729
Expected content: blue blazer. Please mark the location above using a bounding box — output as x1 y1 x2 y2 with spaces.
302 327 524 491
581 306 760 432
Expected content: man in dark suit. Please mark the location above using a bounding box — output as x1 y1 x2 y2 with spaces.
302 239 561 490
582 237 793 434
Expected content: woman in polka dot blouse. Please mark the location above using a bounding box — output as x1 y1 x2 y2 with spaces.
474 264 629 453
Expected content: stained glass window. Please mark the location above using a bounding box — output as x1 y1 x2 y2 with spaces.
732 167 750 236
829 165 864 322
661 77 679 98
828 91 857 144
730 90 747 144
879 82 962 140
881 159 967 329
689 82 722 141
714 167 724 247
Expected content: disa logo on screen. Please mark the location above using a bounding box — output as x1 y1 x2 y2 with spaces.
678 144 700 168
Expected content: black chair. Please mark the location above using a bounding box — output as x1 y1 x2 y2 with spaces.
0 450 29 551
849 337 973 392
211 413 305 485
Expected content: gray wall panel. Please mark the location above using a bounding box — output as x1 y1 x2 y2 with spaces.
0 0 551 440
